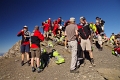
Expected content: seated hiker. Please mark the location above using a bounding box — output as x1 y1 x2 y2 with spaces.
30 26 44 73
112 43 120 57
109 33 115 45
17 25 31 66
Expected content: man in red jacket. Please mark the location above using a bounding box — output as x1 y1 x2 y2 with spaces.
43 21 49 39
53 20 59 37
17 25 31 66
48 18 52 31
30 26 44 73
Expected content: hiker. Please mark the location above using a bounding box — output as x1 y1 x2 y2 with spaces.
30 26 44 73
57 17 62 26
78 16 95 66
112 34 120 57
53 20 59 37
48 18 52 31
110 33 115 45
96 18 104 51
96 17 105 31
17 25 31 66
64 20 70 49
43 21 49 40
65 17 79 73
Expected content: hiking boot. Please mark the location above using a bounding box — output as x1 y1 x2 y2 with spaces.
32 67 36 72
37 67 43 73
80 59 86 67
70 69 79 73
99 47 103 51
21 61 24 66
90 58 96 67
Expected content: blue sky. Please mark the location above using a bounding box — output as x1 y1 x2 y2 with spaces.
0 0 120 53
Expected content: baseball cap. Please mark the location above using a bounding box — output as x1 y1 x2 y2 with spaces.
23 25 28 28
80 16 86 20
70 17 75 22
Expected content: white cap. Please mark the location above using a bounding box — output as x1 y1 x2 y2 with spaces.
70 17 75 22
80 16 86 20
49 18 51 19
23 25 28 28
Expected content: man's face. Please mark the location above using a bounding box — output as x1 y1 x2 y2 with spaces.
80 19 84 24
23 28 27 31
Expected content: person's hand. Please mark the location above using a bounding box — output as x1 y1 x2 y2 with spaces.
24 35 26 38
21 29 24 32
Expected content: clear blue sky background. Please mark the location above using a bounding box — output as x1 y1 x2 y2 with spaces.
0 0 120 53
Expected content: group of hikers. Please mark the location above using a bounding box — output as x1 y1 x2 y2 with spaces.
17 16 119 73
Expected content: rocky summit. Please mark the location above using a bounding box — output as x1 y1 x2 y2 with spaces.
0 40 120 80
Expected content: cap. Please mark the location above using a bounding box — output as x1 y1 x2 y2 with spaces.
23 25 28 28
70 17 75 22
80 16 86 20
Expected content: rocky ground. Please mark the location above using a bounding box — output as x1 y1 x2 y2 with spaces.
0 41 120 80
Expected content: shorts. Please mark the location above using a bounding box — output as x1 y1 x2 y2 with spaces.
44 31 49 36
30 48 41 58
21 44 30 53
98 35 102 45
81 39 91 51
62 26 66 31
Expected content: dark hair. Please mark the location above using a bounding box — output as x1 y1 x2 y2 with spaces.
96 17 99 19
34 26 39 30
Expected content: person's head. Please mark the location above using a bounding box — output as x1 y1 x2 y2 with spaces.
23 25 28 31
59 17 61 19
80 16 86 24
96 17 99 20
69 17 75 24
34 25 39 30
48 18 51 20
112 33 114 35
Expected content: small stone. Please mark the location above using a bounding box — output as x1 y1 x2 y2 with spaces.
83 75 87 78
15 59 19 62
89 75 92 77
54 78 57 79
26 77 29 78
7 76 10 78
89 66 92 68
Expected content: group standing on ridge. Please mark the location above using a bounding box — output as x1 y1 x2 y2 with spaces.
17 16 120 73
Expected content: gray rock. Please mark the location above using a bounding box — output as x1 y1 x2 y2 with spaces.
3 40 21 58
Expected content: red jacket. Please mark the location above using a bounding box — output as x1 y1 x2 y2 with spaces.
17 30 30 45
114 47 120 54
53 21 59 31
31 30 44 48
44 23 49 32
77 24 82 30
57 18 61 24
48 19 51 25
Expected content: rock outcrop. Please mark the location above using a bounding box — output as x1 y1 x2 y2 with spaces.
3 40 21 58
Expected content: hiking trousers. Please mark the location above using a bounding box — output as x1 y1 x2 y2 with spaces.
68 40 78 70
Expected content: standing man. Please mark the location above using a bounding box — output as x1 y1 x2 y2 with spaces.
30 26 44 73
65 17 79 73
17 25 31 66
78 17 95 66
